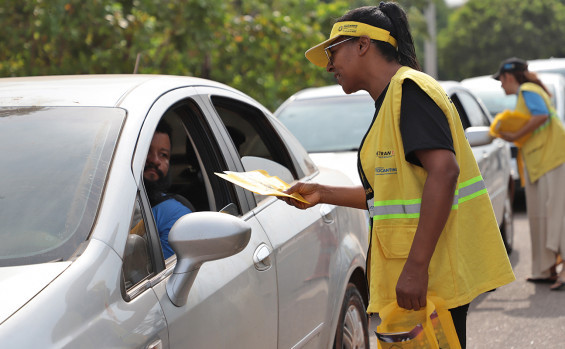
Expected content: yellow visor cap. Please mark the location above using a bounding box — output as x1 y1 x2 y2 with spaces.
305 21 398 67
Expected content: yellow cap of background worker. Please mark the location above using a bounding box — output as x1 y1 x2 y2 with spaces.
305 21 398 67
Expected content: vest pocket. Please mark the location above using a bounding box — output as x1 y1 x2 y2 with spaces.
376 225 417 259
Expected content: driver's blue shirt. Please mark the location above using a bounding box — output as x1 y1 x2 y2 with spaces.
152 198 192 259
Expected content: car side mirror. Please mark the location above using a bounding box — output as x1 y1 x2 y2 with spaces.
465 126 493 147
165 211 251 307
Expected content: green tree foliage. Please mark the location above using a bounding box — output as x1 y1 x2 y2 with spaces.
0 0 355 110
215 0 350 108
0 0 156 75
438 0 565 80
0 0 450 110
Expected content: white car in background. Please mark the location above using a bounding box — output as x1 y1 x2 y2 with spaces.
275 82 514 253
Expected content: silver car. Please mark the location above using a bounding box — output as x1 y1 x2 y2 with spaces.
275 82 514 253
0 75 369 348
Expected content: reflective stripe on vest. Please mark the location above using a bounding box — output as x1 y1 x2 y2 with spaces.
369 175 487 220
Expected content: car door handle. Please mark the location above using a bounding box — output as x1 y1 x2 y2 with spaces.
253 243 272 271
147 339 162 349
320 204 335 223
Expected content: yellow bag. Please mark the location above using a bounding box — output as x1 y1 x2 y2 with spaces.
489 109 531 147
376 297 461 349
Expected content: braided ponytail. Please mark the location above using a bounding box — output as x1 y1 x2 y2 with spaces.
378 2 420 70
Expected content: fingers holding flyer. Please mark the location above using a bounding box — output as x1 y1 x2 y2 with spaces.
215 170 310 205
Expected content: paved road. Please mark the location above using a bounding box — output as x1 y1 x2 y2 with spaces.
369 198 565 348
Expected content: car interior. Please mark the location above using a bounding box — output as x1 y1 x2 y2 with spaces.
123 95 298 291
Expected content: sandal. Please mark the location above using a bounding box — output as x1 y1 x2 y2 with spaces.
526 276 558 284
550 278 565 291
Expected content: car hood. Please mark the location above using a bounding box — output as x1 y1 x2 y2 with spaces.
309 152 361 185
0 262 71 323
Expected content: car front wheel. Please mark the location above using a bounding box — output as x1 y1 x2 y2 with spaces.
333 282 369 349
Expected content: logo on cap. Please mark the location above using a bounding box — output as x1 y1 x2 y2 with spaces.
338 24 358 33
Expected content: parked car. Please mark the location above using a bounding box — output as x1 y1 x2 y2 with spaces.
275 82 514 253
0 75 370 348
461 73 565 195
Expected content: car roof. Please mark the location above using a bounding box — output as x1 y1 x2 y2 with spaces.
461 75 500 87
0 74 240 107
280 80 464 102
285 85 369 101
528 57 565 71
286 81 466 98
437 80 464 93
461 72 565 88
275 80 472 115
537 72 565 86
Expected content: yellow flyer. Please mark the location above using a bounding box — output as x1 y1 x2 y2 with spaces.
215 170 310 204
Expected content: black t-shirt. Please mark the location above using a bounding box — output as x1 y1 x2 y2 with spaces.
374 79 454 167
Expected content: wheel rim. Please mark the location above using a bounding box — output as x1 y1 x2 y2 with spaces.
342 303 366 349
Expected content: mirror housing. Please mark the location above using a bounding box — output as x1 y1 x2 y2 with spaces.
166 211 251 307
466 126 493 147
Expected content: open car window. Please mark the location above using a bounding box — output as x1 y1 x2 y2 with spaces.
209 96 302 203
211 96 298 178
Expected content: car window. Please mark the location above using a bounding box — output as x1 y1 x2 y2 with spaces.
454 91 490 128
470 88 516 118
123 194 155 290
211 96 299 180
137 98 248 269
0 107 124 267
276 95 374 152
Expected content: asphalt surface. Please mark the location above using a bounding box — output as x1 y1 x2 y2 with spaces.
369 196 565 348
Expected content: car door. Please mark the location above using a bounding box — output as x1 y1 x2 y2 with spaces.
130 87 278 348
451 89 509 217
197 87 342 348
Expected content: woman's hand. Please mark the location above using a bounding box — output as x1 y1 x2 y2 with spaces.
280 183 367 210
396 261 429 311
280 182 322 210
500 114 549 142
499 131 519 142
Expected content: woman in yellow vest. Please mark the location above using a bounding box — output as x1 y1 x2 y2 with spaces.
281 2 514 347
493 57 565 291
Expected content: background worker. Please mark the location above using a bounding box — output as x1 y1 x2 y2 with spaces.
281 2 515 347
494 57 565 290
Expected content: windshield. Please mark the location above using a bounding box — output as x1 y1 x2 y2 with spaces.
277 95 374 152
0 107 124 266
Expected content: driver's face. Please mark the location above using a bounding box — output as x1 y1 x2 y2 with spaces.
143 132 171 183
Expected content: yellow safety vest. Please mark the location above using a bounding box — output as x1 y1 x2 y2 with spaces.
514 83 565 184
359 67 515 313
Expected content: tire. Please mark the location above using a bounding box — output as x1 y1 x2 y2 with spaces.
500 194 514 254
333 283 369 349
